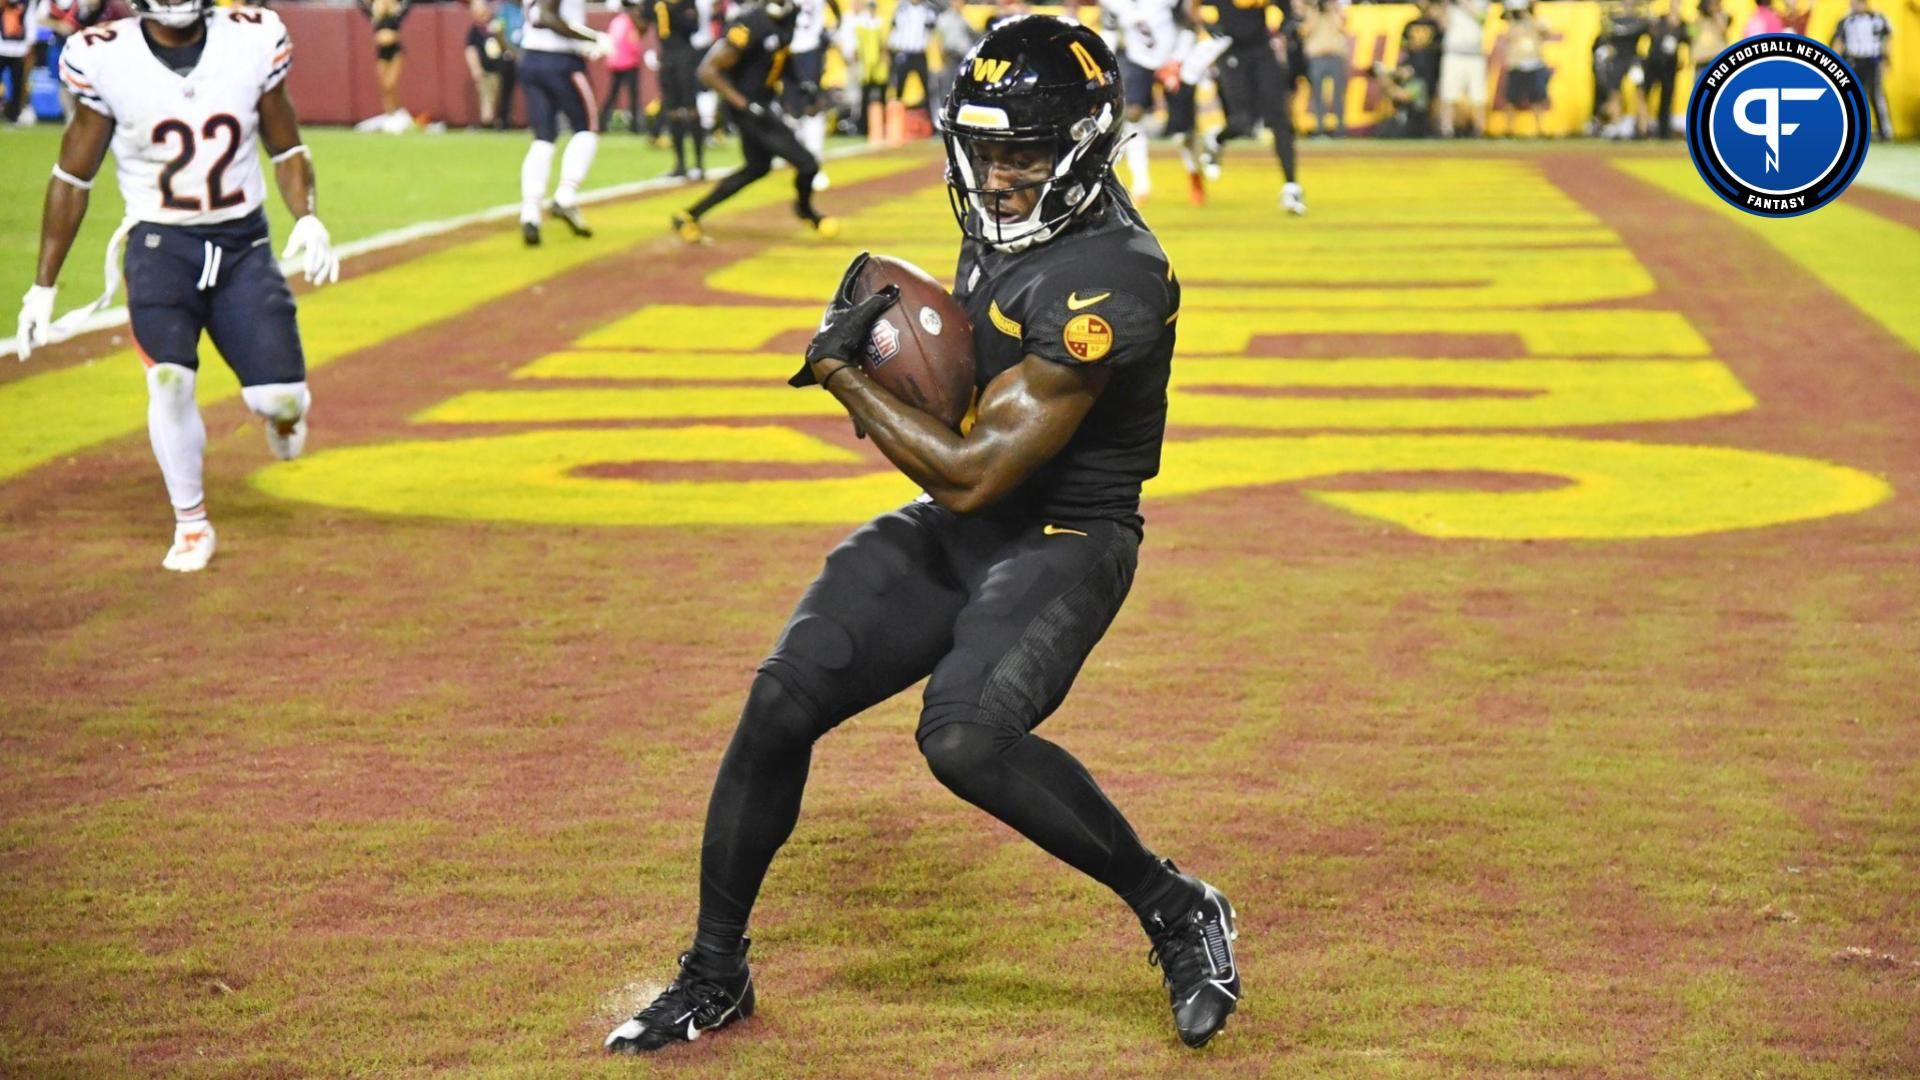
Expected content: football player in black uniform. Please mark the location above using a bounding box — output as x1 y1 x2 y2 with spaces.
1200 0 1305 214
606 15 1241 1056
671 0 837 243
643 0 708 178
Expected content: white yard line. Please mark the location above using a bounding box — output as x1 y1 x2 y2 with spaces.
4 142 884 361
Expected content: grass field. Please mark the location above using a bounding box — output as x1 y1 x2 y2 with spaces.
2 134 1918 1078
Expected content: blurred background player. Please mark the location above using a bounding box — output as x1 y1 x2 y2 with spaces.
1199 0 1305 214
516 0 611 245
644 0 707 178
931 0 977 129
886 0 936 127
1102 0 1202 205
784 0 839 189
1499 0 1550 137
672 0 837 243
599 0 644 133
1641 0 1686 139
1832 0 1893 142
843 0 889 135
1437 0 1488 137
355 0 413 133
465 0 509 130
1 0 36 126
1301 0 1350 137
16 0 338 572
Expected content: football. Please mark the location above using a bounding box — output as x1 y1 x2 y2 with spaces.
845 255 976 432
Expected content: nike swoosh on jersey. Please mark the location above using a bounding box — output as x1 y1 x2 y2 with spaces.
1066 291 1111 310
1043 524 1088 537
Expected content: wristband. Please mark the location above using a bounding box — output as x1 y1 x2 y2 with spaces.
270 144 311 164
822 363 859 391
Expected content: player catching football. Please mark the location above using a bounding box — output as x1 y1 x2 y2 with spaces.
606 16 1240 1054
15 0 337 572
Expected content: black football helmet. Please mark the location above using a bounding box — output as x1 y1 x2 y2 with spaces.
131 0 212 27
940 16 1124 253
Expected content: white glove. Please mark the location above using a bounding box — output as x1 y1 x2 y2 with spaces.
282 215 340 286
16 284 55 361
643 47 659 71
587 31 615 61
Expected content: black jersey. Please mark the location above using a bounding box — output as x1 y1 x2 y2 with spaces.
719 7 794 104
952 184 1179 533
1204 0 1276 48
649 0 702 51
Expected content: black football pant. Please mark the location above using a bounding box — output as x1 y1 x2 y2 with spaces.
1645 63 1679 138
684 105 819 221
890 50 933 120
1214 41 1298 184
1 56 25 122
1855 57 1891 140
694 502 1179 954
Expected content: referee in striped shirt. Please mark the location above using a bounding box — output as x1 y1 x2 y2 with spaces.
1832 0 1893 141
887 0 938 122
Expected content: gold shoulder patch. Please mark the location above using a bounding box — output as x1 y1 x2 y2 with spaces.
726 23 749 46
1063 313 1113 362
988 300 1022 339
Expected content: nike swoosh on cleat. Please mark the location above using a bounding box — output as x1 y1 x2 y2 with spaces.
1066 291 1111 310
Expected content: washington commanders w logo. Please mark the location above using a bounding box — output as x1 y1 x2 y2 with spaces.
971 57 1011 82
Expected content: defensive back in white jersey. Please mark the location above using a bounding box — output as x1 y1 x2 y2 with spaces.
521 0 591 54
58 10 291 227
1108 0 1192 70
791 0 827 53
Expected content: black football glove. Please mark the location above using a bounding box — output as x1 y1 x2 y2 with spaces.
789 252 900 387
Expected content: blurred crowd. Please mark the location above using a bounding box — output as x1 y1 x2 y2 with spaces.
0 0 1902 141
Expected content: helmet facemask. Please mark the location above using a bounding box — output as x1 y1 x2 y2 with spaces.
943 104 1119 254
134 0 210 28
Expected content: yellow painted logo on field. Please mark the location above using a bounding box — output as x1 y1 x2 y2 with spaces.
1063 314 1112 362
250 166 1895 541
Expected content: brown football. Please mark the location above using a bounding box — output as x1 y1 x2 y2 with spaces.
846 254 977 432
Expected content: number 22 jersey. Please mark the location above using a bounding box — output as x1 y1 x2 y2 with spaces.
58 10 293 227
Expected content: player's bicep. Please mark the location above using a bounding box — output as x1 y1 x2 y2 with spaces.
964 355 1108 495
700 38 742 84
257 82 303 156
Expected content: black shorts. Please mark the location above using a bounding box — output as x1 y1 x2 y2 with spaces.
520 49 596 141
731 102 819 174
759 501 1139 745
125 209 306 386
659 45 700 110
1216 42 1292 136
782 46 826 113
1505 66 1547 107
376 41 402 62
1164 81 1197 134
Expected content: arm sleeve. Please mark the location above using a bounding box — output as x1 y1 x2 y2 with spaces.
1020 262 1175 370
59 45 110 117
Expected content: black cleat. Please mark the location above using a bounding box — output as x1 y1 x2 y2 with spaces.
549 200 592 237
1145 863 1241 1048
604 944 755 1054
521 220 541 247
